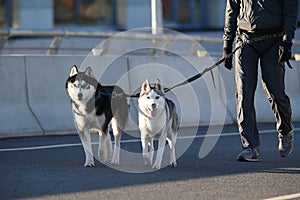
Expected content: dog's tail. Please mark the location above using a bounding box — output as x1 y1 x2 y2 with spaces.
111 86 129 131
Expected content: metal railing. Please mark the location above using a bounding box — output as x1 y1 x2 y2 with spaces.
0 28 223 56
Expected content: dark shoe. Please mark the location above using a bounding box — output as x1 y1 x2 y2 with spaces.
278 130 294 157
237 148 259 162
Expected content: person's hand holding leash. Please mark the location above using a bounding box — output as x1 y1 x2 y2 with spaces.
279 41 293 69
223 47 233 70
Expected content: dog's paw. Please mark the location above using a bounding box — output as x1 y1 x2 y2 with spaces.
143 154 153 166
152 161 162 170
110 150 120 165
99 158 109 163
170 162 177 168
84 161 95 167
144 160 152 166
144 157 152 166
98 150 108 163
107 150 113 161
111 158 120 166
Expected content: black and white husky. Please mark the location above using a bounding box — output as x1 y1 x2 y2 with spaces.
138 79 179 169
65 65 128 167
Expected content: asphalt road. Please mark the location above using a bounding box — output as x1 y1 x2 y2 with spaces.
0 123 300 200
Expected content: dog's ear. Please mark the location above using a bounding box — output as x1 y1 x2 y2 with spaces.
84 67 94 78
155 79 163 91
141 79 151 93
69 65 78 77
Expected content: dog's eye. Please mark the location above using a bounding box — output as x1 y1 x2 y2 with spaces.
155 96 160 99
72 83 78 88
82 83 90 89
147 96 150 99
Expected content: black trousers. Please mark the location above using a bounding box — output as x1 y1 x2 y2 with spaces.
235 32 293 149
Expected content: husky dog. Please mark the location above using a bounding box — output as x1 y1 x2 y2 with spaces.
65 65 128 167
138 79 179 169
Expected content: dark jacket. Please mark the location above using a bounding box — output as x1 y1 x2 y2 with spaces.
223 0 298 48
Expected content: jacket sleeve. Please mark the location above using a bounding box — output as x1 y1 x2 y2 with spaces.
282 0 298 43
223 0 240 49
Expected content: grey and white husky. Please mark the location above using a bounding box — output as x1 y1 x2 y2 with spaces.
65 65 128 167
138 79 179 169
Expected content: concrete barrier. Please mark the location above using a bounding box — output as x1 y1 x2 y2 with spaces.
0 55 299 138
0 56 42 137
25 56 85 134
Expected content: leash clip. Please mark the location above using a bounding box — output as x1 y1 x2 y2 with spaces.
243 38 250 44
112 92 118 98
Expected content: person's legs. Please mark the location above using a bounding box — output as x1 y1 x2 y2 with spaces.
260 40 293 135
260 39 294 157
235 40 260 149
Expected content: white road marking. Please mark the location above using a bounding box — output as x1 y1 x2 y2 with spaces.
0 127 299 152
263 193 300 200
0 143 82 152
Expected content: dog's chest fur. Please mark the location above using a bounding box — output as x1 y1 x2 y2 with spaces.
139 108 167 137
72 100 105 131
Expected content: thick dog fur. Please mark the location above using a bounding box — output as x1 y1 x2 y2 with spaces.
66 65 128 167
138 79 179 169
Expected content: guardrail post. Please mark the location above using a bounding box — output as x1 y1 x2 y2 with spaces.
47 36 62 55
151 0 163 35
150 0 165 56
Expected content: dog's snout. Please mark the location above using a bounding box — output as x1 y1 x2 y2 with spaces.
78 93 83 99
151 103 156 109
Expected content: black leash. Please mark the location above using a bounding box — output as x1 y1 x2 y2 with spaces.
123 44 243 98
164 45 242 93
115 32 290 98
